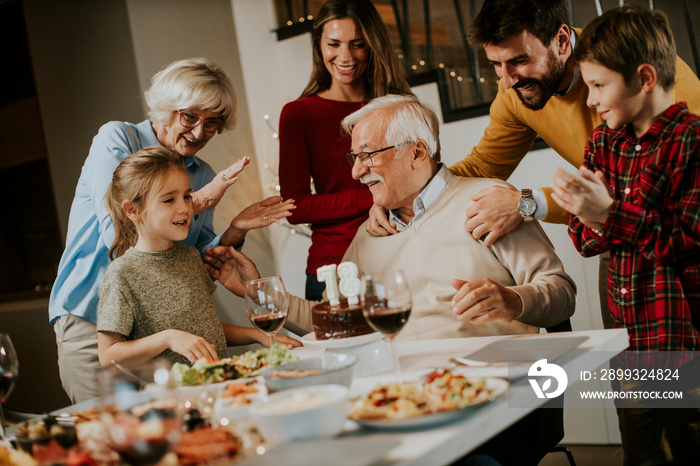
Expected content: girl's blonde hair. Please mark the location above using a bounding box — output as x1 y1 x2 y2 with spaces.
106 147 187 259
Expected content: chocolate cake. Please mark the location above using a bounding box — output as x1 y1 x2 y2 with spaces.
311 298 373 340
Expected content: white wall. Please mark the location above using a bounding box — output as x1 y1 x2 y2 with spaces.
230 0 314 298
24 0 144 234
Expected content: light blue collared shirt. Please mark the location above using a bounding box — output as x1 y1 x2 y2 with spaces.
48 120 223 325
390 164 452 230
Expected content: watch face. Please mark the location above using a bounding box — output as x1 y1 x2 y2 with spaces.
519 198 537 216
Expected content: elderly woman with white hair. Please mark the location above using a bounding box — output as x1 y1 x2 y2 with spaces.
49 57 294 403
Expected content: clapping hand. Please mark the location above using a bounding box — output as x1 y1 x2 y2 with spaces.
221 196 296 247
192 156 251 215
231 195 296 231
551 166 612 230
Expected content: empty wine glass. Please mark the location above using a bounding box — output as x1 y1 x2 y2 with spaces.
0 333 19 440
362 270 412 381
245 276 289 349
99 363 181 465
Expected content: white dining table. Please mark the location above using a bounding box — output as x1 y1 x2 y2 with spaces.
38 328 629 466
239 328 629 466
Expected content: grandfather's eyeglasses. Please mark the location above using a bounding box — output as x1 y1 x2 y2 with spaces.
178 110 223 134
345 145 395 167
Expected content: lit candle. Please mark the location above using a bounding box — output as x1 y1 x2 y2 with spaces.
317 264 340 306
338 262 361 305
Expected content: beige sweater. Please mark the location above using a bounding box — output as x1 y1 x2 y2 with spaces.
287 176 576 340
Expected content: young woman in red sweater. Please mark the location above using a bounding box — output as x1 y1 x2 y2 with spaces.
279 0 412 300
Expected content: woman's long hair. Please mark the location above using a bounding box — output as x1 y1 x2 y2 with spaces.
105 147 187 260
300 0 412 99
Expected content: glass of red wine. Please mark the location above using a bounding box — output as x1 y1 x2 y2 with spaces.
0 333 19 440
245 276 289 349
362 270 412 381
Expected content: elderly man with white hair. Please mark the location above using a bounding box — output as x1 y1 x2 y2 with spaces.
208 94 575 339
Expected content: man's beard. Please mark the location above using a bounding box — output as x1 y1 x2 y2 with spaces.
513 50 566 110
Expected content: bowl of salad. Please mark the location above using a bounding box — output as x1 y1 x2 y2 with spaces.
168 344 298 387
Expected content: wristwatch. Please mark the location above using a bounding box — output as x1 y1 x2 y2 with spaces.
518 188 537 222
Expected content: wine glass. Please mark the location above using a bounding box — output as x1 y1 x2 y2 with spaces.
245 276 289 349
0 333 19 440
362 270 412 381
99 363 182 465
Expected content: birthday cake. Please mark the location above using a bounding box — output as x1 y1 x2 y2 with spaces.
311 298 373 340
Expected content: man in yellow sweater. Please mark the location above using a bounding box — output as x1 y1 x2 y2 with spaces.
452 0 700 241
368 0 700 328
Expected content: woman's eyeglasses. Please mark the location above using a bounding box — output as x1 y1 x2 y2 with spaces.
178 110 223 134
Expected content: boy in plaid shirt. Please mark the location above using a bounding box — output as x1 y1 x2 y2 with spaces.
551 5 700 464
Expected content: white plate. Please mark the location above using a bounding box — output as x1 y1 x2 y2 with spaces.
302 332 382 349
350 377 508 430
460 335 589 363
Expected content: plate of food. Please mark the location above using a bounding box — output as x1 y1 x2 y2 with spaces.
301 331 382 349
348 369 508 429
168 344 298 388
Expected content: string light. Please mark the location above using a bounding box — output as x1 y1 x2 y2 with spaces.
284 14 315 27
262 115 311 238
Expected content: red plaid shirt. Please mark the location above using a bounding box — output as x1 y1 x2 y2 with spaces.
569 103 700 351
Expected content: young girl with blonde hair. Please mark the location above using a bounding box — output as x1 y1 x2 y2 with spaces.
98 147 299 370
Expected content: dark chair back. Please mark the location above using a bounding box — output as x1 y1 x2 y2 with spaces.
546 319 573 334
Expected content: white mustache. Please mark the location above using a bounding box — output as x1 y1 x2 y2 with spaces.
360 173 384 185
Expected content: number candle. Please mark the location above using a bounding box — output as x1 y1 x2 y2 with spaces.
338 262 361 305
317 264 340 306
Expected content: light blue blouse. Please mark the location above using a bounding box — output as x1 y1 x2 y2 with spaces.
48 120 222 325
